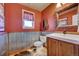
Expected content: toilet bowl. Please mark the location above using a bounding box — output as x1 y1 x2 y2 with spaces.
33 36 46 56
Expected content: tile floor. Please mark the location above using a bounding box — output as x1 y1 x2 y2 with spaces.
15 47 47 56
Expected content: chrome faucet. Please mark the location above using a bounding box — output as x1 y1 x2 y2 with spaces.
63 30 66 34
63 27 67 34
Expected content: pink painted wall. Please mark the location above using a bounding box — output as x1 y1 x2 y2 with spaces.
41 4 57 32
4 3 41 32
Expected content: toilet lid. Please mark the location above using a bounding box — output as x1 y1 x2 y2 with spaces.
34 41 43 47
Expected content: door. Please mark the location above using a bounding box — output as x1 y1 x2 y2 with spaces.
59 41 75 56
47 37 52 56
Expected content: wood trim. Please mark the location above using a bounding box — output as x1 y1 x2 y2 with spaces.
56 3 78 13
59 6 77 15
66 32 79 35
77 4 79 13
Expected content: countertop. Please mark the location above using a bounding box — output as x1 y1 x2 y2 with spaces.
46 33 79 45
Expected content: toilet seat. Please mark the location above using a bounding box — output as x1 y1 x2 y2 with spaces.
34 41 43 47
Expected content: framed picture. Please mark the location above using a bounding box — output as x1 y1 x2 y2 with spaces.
72 13 79 26
0 4 4 31
57 18 67 27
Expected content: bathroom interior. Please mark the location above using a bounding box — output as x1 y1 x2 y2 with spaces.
0 3 79 56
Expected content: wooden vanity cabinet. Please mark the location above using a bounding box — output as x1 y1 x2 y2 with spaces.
47 38 59 56
58 41 75 56
47 37 79 56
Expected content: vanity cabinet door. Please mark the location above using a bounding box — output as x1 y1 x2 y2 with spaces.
47 38 52 56
59 41 75 56
47 37 59 56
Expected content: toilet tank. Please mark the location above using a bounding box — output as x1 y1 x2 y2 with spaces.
40 36 46 43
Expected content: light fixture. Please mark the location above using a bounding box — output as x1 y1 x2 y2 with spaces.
56 3 62 8
62 3 66 4
56 3 65 8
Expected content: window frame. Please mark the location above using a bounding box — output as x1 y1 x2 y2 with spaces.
22 9 35 29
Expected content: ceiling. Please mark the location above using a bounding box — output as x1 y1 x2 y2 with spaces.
20 3 51 12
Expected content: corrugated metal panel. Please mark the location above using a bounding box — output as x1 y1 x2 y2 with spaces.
8 32 40 51
0 32 7 55
0 32 51 55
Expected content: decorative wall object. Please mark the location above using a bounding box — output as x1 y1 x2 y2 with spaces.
72 13 79 26
0 4 4 31
57 18 67 27
0 3 5 56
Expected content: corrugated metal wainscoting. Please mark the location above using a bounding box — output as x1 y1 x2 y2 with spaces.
0 32 7 56
0 32 40 55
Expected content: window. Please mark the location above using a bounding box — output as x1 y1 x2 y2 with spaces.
22 9 35 29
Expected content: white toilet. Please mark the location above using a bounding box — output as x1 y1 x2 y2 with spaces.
33 36 47 56
34 36 46 48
